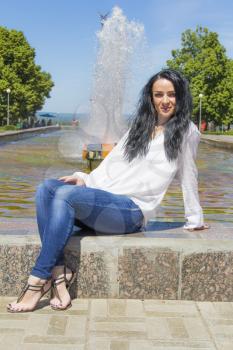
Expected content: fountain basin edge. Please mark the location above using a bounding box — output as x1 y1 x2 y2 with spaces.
1 225 233 301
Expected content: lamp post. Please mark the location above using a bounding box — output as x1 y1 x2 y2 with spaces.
6 88 11 126
198 93 203 131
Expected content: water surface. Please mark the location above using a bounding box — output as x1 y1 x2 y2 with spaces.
0 129 232 224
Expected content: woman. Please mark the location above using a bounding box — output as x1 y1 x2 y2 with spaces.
7 69 209 313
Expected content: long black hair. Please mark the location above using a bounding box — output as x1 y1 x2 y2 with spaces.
123 69 192 162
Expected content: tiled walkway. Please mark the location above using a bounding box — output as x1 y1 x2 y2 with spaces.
1 297 233 350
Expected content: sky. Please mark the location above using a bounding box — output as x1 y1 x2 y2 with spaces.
1 0 233 114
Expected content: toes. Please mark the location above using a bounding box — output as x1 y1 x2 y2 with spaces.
50 301 62 308
7 302 26 312
7 304 18 312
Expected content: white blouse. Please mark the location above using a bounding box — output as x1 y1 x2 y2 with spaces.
73 121 204 229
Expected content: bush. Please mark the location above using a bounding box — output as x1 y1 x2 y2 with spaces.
3 125 17 131
203 130 233 135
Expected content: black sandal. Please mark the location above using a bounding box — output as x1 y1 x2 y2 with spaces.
50 266 76 311
7 280 51 313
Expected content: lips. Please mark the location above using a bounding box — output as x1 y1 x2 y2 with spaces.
161 108 170 112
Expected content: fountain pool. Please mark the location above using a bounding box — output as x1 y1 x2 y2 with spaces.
0 128 232 225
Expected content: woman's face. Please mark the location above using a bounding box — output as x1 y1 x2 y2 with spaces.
152 78 176 123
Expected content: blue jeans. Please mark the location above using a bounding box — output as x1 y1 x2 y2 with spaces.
31 178 144 279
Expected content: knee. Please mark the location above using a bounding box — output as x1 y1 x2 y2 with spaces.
55 185 89 207
36 178 61 196
55 186 76 203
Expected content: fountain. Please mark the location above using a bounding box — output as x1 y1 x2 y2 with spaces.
81 6 144 166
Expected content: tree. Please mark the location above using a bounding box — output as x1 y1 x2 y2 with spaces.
0 27 54 125
166 26 233 128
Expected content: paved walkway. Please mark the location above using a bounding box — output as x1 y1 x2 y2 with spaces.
201 134 233 150
201 134 233 143
1 297 233 350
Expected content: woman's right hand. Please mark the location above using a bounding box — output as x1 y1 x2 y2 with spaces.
58 175 86 186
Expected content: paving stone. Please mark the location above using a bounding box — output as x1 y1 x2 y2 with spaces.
129 340 215 349
0 312 28 320
0 334 24 350
90 320 147 334
23 334 85 345
110 340 129 350
92 316 145 323
167 318 189 339
0 329 24 337
47 315 68 335
144 300 199 317
20 345 84 350
87 339 110 350
197 302 233 319
146 316 210 341
24 314 50 336
146 318 170 339
65 316 87 337
108 299 126 316
125 299 144 317
0 317 25 334
215 341 233 350
181 318 210 340
90 299 107 318
71 298 89 310
207 324 233 342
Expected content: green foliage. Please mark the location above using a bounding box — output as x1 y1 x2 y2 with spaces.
0 125 17 132
203 130 233 135
0 27 54 125
3 124 17 130
166 26 233 127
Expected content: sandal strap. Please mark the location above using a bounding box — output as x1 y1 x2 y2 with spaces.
53 266 73 287
51 266 76 304
51 282 62 303
53 277 66 286
16 282 47 303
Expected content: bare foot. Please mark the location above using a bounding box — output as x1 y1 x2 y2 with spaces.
50 266 74 309
7 275 51 312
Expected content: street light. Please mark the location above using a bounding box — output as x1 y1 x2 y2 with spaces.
6 88 11 126
198 93 203 131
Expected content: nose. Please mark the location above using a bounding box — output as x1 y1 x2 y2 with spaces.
161 94 169 103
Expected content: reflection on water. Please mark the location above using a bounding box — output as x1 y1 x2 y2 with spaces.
0 129 86 218
0 129 232 223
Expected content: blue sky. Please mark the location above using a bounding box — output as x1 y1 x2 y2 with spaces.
1 0 233 114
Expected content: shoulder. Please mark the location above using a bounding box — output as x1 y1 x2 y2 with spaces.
187 121 201 137
179 121 201 160
183 121 201 145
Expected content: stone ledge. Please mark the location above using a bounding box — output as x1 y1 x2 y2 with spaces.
1 229 233 301
0 126 60 144
201 135 233 151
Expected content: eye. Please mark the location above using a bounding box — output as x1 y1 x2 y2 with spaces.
153 92 163 98
168 92 176 98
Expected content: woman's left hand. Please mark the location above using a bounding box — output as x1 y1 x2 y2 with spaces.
184 223 210 232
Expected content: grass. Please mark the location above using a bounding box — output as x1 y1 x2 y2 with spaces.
203 130 233 135
0 125 17 133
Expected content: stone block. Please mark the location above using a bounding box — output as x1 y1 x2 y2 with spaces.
118 248 179 299
0 243 40 296
181 252 233 301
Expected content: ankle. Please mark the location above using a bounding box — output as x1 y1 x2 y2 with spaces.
28 275 47 285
